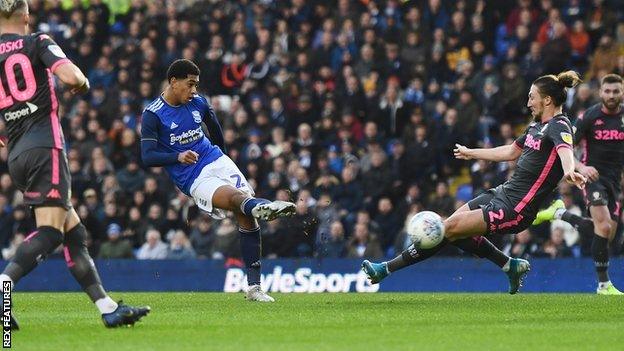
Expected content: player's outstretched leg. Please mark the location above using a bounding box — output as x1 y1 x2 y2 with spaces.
362 239 448 284
243 198 295 221
362 236 530 293
364 209 531 293
63 210 151 326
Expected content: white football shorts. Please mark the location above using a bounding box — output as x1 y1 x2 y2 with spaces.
189 155 254 219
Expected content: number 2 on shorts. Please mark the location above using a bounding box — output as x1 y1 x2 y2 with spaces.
230 174 244 188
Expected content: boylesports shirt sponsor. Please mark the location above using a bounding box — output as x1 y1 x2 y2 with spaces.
141 95 223 195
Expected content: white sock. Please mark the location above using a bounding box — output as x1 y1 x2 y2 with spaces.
95 296 118 314
554 208 566 220
501 259 511 272
0 274 13 291
598 281 611 289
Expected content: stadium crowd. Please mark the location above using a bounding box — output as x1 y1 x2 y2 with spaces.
0 0 623 262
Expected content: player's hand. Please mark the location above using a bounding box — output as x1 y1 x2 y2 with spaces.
577 165 599 182
564 171 586 190
0 139 4 148
453 144 473 160
178 150 199 165
71 79 90 95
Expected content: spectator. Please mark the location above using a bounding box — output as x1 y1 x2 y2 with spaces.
210 218 239 260
98 223 134 259
124 206 148 247
346 223 383 259
1 233 24 260
166 231 196 260
361 151 393 207
274 201 317 257
116 157 145 194
0 194 13 247
568 83 595 120
136 229 168 260
429 181 455 218
373 197 401 251
333 167 363 223
503 229 539 259
316 220 346 258
537 227 573 258
541 21 572 74
189 216 214 259
587 34 619 80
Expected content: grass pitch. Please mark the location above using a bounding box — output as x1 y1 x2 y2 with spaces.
10 292 624 350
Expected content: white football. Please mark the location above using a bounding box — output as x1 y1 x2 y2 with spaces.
407 211 445 249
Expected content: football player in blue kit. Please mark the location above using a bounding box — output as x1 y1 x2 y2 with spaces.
141 59 295 302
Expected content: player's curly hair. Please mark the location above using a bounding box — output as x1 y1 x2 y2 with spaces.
0 0 27 19
533 70 581 106
167 59 200 83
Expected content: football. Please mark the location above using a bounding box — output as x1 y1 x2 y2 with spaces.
407 211 445 249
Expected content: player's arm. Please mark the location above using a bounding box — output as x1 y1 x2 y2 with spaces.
54 63 89 95
453 143 522 162
140 110 198 166
558 147 586 189
549 120 586 189
202 101 226 153
36 33 89 94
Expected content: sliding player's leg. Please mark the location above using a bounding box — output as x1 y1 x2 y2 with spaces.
63 208 151 326
363 192 530 293
362 207 486 282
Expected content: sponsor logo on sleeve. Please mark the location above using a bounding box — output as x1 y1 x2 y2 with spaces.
47 45 67 58
560 132 573 145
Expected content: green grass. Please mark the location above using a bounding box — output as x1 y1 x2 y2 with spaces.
10 292 624 350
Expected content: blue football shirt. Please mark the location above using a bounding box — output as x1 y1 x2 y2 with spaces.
140 94 224 195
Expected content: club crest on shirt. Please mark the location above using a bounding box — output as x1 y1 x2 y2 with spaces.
192 111 202 123
560 132 573 145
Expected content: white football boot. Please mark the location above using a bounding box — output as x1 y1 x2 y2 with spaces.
245 285 275 302
251 200 296 221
